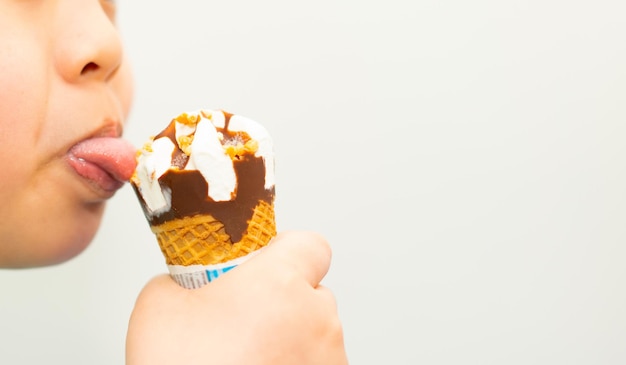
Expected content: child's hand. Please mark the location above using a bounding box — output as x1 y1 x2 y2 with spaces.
126 231 348 365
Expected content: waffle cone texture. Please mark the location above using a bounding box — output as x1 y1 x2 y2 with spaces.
151 200 276 266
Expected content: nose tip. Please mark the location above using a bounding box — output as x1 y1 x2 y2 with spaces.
54 4 123 83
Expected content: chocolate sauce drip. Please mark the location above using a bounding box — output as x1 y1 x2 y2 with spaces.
153 119 176 142
223 110 233 127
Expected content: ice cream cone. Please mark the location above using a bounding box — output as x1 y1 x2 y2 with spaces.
152 200 276 266
131 109 277 288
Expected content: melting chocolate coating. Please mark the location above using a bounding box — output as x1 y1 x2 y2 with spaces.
133 113 275 243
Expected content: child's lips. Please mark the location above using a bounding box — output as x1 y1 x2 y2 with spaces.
66 137 137 193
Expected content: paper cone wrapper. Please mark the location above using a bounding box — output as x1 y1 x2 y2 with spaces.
150 200 276 289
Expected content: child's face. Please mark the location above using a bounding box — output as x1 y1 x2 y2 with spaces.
0 0 135 267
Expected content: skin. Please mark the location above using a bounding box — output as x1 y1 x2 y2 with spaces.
0 0 134 266
127 232 349 365
1 1 348 363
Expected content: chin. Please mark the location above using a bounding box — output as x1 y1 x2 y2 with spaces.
44 206 104 266
47 229 98 266
0 204 104 268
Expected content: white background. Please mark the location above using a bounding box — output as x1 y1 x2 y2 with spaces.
2 1 626 364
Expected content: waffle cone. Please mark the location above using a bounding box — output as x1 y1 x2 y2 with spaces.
151 200 276 266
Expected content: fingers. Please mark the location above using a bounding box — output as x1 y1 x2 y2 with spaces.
247 231 333 287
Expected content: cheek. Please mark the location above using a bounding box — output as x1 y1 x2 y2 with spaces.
0 4 52 159
0 37 52 224
112 57 134 121
0 56 48 191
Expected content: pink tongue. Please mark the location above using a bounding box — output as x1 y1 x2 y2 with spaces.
69 137 137 181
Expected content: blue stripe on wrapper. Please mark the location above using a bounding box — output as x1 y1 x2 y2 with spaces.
168 248 266 289
170 264 239 289
206 264 237 282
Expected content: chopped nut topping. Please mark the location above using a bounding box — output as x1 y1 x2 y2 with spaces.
177 135 194 156
224 143 244 160
222 135 259 161
244 139 258 154
142 141 153 153
175 112 201 126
